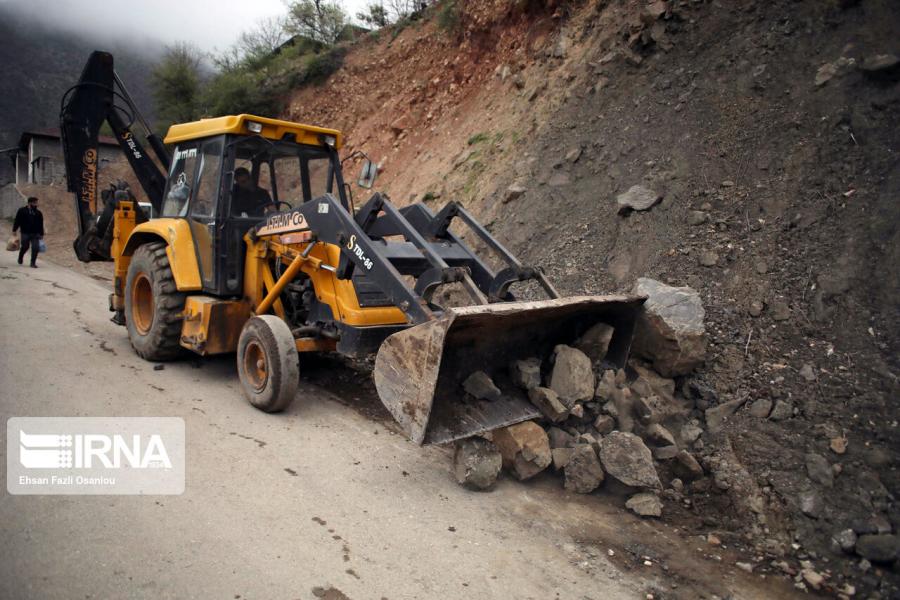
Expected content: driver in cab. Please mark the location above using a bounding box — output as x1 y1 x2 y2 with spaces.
232 167 274 217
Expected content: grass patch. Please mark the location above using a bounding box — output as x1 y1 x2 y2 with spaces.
467 132 489 146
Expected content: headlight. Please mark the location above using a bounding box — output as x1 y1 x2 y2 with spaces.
246 121 263 133
322 135 336 148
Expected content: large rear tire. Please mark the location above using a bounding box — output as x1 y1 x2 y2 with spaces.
124 242 186 361
237 315 299 413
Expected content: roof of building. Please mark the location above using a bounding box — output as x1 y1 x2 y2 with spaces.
18 128 120 151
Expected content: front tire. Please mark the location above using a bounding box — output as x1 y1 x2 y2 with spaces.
124 242 186 361
237 315 299 413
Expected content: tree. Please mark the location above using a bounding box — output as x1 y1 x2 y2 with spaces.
285 0 347 46
150 42 202 127
234 16 291 66
357 2 389 28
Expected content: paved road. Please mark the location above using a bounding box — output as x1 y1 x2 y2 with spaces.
0 253 796 599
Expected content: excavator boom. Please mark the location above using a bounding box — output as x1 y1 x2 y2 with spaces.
59 50 170 261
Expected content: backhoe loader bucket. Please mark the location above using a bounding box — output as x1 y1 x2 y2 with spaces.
373 295 646 445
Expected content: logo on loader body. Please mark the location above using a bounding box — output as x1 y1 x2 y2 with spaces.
346 235 374 270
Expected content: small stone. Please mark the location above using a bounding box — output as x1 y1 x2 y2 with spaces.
493 422 552 481
799 364 816 382
576 323 615 363
510 358 542 390
528 387 569 422
855 534 899 563
705 398 746 432
707 533 721 546
644 424 676 447
564 445 605 493
799 490 823 519
769 400 793 421
748 398 772 418
549 345 595 406
463 371 501 401
599 431 662 489
830 435 848 455
832 529 857 553
681 420 703 444
569 403 585 420
548 172 570 187
670 478 684 492
626 492 662 517
504 183 527 203
805 453 834 488
801 569 824 590
687 211 708 226
736 562 754 574
861 53 899 73
453 438 502 490
699 251 719 267
653 445 679 460
748 300 764 317
771 301 791 321
674 450 703 481
551 447 574 471
611 388 635 433
595 370 617 401
577 432 601 451
565 147 582 163
616 185 662 214
594 414 615 435
547 426 575 449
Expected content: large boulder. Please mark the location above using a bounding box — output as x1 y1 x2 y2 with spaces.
453 438 502 490
631 278 707 377
598 431 661 489
564 445 605 493
549 345 594 406
493 421 552 481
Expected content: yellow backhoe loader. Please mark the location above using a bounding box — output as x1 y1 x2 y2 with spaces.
60 51 644 444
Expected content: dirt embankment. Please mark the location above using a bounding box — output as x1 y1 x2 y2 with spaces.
286 0 900 596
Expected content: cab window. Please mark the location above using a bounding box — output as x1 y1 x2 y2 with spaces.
162 144 199 217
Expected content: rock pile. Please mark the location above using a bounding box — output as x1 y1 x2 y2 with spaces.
452 278 712 519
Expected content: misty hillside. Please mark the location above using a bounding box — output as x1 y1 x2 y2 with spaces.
0 3 160 149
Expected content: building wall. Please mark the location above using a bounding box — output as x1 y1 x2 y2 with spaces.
16 137 124 187
0 183 24 219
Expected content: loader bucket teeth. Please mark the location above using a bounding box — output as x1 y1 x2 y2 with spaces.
373 295 646 445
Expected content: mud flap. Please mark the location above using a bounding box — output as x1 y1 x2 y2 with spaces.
373 295 646 445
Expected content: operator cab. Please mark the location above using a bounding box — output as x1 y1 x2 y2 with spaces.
159 115 348 297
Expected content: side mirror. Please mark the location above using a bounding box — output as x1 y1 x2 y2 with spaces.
357 159 377 189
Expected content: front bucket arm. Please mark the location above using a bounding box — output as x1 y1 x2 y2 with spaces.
373 295 646 445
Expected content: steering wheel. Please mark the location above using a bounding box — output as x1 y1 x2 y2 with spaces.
273 200 293 211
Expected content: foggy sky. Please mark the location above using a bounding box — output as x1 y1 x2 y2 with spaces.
0 0 371 53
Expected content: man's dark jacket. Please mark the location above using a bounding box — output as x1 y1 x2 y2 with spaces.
13 205 44 236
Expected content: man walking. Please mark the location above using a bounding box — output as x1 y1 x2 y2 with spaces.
13 196 44 268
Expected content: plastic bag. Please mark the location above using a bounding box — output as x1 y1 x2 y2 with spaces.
6 236 19 252
37 239 47 253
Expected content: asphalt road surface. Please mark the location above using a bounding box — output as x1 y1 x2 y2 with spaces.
0 252 799 599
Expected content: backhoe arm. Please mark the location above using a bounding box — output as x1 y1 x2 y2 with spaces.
60 51 171 262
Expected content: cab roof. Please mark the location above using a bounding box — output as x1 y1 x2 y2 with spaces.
164 114 343 149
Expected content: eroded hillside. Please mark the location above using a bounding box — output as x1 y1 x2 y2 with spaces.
285 0 900 596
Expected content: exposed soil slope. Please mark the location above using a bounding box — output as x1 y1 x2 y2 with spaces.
286 0 900 596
